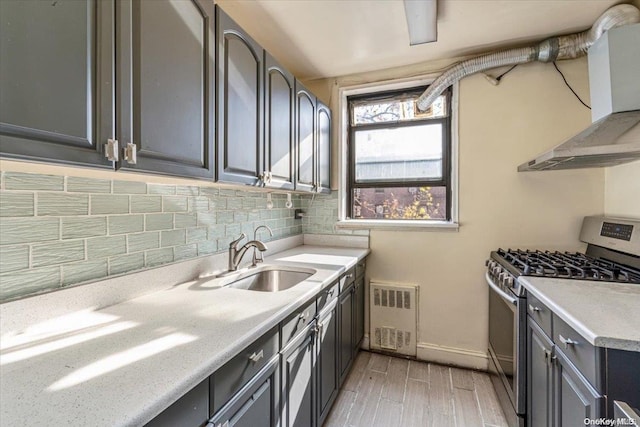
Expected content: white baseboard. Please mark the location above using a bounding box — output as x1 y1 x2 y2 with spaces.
416 342 488 370
360 334 370 350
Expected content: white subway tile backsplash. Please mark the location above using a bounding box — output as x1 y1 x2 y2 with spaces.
0 172 308 301
62 217 107 239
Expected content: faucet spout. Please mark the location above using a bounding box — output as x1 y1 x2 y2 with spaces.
232 240 268 270
251 225 274 267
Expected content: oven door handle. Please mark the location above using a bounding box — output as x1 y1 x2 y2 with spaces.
485 272 518 306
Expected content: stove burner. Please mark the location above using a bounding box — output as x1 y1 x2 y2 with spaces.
496 249 640 284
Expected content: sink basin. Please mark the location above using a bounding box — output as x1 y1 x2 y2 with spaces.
227 266 314 292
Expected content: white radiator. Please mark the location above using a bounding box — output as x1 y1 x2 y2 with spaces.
369 281 418 357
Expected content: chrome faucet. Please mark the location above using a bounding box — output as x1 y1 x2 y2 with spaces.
227 233 268 272
251 225 273 267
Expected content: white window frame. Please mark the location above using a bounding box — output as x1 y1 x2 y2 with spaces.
336 75 459 231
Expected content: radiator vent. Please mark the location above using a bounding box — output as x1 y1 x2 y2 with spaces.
370 282 418 357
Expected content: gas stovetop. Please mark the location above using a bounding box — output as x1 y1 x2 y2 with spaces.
493 248 640 284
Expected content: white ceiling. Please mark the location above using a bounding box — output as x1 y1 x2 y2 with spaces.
216 0 626 81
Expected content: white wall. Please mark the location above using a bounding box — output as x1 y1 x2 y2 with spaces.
308 57 605 369
605 161 640 218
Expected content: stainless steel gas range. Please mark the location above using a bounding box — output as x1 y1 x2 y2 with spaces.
485 216 640 427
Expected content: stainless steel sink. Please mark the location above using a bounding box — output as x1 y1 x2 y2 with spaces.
227 266 314 292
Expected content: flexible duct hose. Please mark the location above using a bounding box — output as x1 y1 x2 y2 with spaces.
416 4 640 111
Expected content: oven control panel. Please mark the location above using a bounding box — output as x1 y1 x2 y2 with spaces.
601 222 633 241
580 216 640 257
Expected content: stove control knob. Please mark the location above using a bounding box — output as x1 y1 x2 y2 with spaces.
506 276 515 288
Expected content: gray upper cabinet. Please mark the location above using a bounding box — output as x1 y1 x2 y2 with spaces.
264 52 295 190
216 6 264 186
0 0 115 168
117 0 214 179
295 81 316 192
316 100 331 194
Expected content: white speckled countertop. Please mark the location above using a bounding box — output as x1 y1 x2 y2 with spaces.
519 276 640 352
0 245 369 427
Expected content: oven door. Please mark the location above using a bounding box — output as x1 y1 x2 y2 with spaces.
487 272 525 417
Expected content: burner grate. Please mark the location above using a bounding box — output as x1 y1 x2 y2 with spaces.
496 249 640 284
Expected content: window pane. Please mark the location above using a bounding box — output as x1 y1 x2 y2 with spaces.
352 186 446 220
351 94 446 125
354 123 442 182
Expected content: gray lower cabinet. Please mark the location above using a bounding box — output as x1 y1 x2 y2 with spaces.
353 277 365 352
317 299 339 426
209 356 280 427
527 296 605 427
281 322 317 427
216 6 264 186
117 0 215 179
338 283 355 386
553 348 603 426
0 0 115 168
527 317 553 427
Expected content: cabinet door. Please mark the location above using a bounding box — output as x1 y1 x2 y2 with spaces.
295 81 316 192
264 52 295 190
338 285 354 386
216 6 263 185
281 324 316 427
210 356 279 427
117 0 214 178
316 100 331 194
528 318 553 427
353 277 365 351
554 349 603 426
0 0 114 168
317 302 339 426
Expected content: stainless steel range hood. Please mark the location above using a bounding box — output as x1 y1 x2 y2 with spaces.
518 23 640 171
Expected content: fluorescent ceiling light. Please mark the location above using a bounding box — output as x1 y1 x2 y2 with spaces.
403 0 437 45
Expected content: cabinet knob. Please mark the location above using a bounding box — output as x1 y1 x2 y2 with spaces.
248 349 264 363
558 334 578 349
528 304 541 313
299 312 308 322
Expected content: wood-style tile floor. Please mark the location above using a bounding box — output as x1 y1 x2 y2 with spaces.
324 351 509 427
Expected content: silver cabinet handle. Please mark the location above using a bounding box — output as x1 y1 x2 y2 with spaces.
248 349 263 363
123 142 137 164
105 139 119 161
528 304 541 313
299 312 308 322
558 334 578 349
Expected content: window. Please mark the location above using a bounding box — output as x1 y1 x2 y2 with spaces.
346 86 453 222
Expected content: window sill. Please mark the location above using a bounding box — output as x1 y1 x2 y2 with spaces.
335 219 459 232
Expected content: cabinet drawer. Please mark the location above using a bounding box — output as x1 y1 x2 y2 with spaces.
281 300 317 348
527 292 552 338
317 281 339 313
339 267 356 293
553 314 603 390
356 259 366 279
147 380 209 427
210 327 279 415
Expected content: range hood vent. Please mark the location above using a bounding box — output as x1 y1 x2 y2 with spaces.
519 23 640 171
